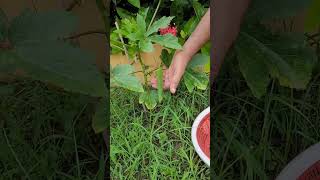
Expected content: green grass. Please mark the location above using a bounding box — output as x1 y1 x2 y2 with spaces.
0 80 106 179
211 57 320 180
110 87 210 179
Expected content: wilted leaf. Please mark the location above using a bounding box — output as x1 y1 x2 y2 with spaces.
149 34 182 49
146 16 174 36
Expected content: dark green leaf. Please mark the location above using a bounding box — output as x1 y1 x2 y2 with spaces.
128 0 140 8
116 7 133 19
235 36 270 98
149 34 182 49
146 16 174 36
237 32 317 95
92 98 108 133
182 17 197 37
15 41 106 97
160 49 173 67
193 1 206 21
9 10 77 44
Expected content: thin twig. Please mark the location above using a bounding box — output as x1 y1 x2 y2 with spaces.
147 0 162 31
115 21 130 61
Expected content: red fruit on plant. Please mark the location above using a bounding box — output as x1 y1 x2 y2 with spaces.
159 26 177 36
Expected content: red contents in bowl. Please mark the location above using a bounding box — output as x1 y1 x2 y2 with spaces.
196 113 210 158
298 160 320 180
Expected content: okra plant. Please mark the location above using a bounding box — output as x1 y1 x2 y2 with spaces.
111 0 210 109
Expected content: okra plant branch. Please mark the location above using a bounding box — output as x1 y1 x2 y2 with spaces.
147 0 162 31
115 20 130 61
137 51 149 90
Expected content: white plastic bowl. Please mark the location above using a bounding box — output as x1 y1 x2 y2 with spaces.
192 106 210 166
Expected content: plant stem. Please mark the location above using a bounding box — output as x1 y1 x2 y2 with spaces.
147 0 162 31
115 20 130 61
137 52 149 90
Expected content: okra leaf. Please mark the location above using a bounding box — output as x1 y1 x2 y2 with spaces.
139 39 154 52
139 90 158 109
235 35 270 98
112 64 144 93
149 34 182 49
15 41 107 97
160 49 173 67
146 16 174 36
183 69 208 93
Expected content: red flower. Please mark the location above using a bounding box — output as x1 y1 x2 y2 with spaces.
159 26 177 36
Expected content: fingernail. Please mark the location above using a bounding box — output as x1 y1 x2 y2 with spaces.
171 88 176 94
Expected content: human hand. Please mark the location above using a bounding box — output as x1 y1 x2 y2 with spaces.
151 50 191 94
